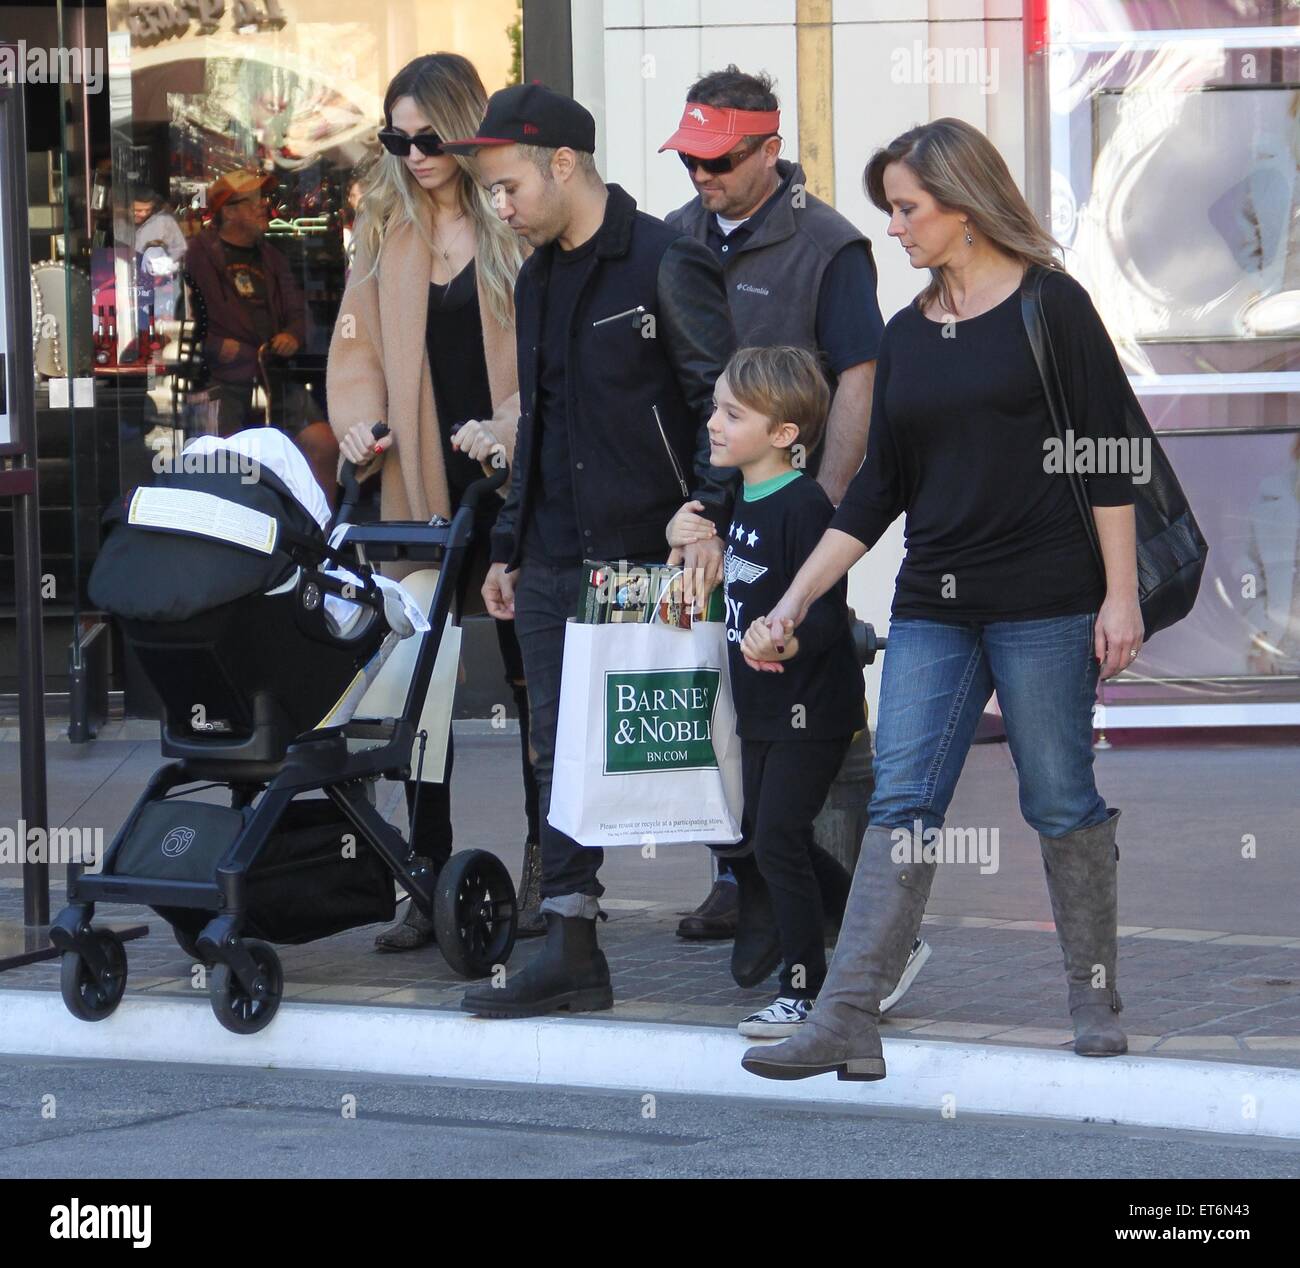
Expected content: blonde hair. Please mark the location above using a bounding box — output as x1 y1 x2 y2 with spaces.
356 53 523 327
725 346 831 453
864 117 1063 315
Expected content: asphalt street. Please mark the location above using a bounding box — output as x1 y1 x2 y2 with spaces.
0 1055 1296 1181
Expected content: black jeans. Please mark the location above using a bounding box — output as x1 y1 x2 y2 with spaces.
512 560 604 899
735 736 852 999
406 515 540 866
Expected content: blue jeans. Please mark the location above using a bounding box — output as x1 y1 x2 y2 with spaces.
869 614 1109 839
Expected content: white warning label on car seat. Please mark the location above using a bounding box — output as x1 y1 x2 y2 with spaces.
128 486 279 555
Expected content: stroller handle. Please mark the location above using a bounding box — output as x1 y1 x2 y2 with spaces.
459 461 509 513
336 422 390 527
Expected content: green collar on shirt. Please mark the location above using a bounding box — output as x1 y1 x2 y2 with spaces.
742 469 803 502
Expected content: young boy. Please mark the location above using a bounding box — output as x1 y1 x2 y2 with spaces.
668 346 865 1038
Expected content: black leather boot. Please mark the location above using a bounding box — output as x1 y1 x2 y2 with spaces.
460 912 612 1019
676 878 739 940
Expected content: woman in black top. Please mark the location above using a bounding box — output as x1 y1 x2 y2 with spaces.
740 119 1143 1084
328 55 542 948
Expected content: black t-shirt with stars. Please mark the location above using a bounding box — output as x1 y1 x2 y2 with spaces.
723 470 865 741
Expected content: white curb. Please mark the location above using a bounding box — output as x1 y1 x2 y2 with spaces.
1 988 1296 1140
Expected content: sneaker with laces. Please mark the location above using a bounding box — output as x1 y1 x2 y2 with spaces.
879 937 932 1015
738 995 815 1038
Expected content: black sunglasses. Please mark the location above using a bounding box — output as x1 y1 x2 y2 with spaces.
378 127 445 158
678 136 773 176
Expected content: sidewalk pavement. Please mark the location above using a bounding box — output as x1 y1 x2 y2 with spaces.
2 724 1298 1072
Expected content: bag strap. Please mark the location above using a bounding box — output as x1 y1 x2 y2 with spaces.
1019 264 1106 578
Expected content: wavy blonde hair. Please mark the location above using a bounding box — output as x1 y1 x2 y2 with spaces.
356 53 522 327
864 118 1063 314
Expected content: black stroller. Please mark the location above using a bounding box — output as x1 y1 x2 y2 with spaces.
51 426 518 1033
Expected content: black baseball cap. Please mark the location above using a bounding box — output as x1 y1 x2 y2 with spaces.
441 83 596 155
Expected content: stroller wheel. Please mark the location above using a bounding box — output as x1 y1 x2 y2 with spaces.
209 940 283 1034
60 929 128 1022
433 849 517 979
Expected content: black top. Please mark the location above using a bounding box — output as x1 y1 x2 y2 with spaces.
222 242 274 346
704 168 885 377
521 233 599 565
490 184 736 569
724 472 864 740
831 276 1135 622
426 260 495 508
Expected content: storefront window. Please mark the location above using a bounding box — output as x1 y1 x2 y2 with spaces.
6 0 520 712
1050 1 1300 711
100 0 519 445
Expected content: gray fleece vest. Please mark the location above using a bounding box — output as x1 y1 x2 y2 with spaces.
665 160 866 359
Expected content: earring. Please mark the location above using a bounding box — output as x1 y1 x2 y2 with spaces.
963 222 973 246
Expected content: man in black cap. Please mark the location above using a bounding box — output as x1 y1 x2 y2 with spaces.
443 83 737 1019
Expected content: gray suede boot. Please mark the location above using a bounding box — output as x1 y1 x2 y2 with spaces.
742 825 935 1082
1039 808 1127 1057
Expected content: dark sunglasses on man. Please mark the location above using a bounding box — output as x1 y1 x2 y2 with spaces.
678 135 776 176
377 127 446 158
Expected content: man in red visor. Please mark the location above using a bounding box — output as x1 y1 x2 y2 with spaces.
659 68 921 1010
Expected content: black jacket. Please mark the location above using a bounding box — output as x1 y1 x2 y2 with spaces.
491 184 738 567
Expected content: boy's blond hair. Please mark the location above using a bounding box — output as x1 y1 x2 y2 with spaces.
724 346 831 453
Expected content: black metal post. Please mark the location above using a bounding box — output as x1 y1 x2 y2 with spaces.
1 62 51 931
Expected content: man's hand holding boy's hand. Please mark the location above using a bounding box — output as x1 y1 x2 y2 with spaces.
741 616 797 673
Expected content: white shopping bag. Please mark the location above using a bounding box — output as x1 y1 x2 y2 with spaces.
548 620 742 848
354 569 461 783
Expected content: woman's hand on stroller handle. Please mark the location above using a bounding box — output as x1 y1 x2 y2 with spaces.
450 419 506 472
340 420 391 469
337 423 391 525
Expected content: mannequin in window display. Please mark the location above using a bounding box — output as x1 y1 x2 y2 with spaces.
1241 434 1300 676
1216 91 1300 336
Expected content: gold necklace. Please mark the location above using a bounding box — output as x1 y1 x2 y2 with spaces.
432 213 467 264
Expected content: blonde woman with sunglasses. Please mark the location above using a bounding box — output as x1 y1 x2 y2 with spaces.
328 53 540 949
